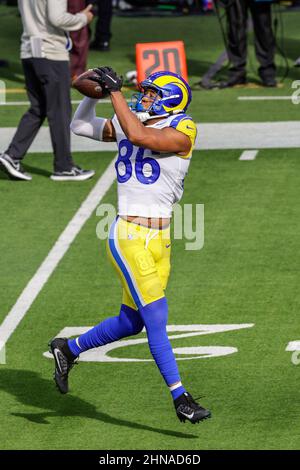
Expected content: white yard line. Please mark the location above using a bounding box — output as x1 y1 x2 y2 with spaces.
239 150 258 160
238 96 292 101
0 158 116 347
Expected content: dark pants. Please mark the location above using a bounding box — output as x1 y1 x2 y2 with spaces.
93 0 113 44
6 58 73 172
68 0 89 79
226 0 276 80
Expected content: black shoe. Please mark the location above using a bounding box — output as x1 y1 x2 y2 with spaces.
90 40 110 51
50 166 95 181
261 77 277 87
174 392 211 424
49 338 77 394
0 153 32 181
218 75 247 89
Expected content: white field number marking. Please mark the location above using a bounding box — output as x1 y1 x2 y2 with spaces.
44 323 254 362
286 341 300 365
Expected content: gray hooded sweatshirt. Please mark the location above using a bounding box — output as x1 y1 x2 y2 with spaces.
18 0 88 61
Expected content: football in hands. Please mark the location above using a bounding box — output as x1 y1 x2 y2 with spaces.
72 69 107 99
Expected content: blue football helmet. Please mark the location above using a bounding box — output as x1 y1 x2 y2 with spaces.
130 71 192 117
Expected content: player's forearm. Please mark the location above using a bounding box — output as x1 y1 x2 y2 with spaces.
110 91 147 145
71 97 107 141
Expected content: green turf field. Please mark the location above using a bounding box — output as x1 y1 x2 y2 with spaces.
0 5 300 450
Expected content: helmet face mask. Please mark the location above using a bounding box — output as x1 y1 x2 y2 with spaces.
130 71 192 118
130 87 162 114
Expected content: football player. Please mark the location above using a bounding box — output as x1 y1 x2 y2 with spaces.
50 68 211 424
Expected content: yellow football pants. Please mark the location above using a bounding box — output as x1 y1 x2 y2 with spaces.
106 217 171 310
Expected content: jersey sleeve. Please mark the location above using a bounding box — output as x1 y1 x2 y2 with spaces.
112 113 122 133
170 115 197 159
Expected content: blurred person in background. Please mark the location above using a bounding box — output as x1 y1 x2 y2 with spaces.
89 0 113 51
220 0 277 88
68 0 91 80
0 0 95 181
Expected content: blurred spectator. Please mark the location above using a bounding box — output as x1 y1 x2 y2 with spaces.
0 0 95 181
220 0 277 88
90 0 113 51
68 0 90 79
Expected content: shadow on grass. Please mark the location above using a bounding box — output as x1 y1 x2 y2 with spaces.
0 170 10 180
0 164 51 180
23 163 52 178
0 60 25 85
0 369 199 439
187 58 227 77
274 37 300 62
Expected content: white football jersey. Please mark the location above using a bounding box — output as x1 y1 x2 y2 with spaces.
112 113 197 218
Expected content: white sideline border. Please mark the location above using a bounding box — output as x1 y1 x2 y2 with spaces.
1 121 300 153
0 157 117 349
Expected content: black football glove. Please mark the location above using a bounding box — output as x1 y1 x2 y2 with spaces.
91 66 123 93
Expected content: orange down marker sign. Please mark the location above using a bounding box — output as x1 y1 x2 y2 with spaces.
136 41 188 83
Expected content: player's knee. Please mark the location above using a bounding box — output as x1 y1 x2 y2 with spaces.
125 313 144 336
131 320 144 335
119 304 144 336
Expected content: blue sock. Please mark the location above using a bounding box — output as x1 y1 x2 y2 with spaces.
170 385 186 400
68 304 144 356
139 297 184 392
68 337 82 357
